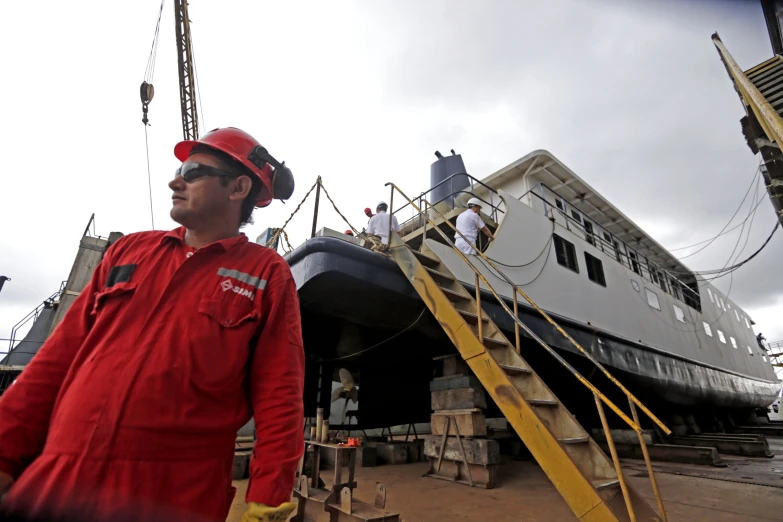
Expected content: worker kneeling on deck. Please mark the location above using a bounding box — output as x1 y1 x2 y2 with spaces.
455 198 495 255
0 128 304 522
366 201 400 245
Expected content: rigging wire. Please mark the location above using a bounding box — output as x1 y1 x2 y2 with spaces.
143 0 166 83
320 308 428 362
144 126 155 229
675 167 760 260
191 30 206 132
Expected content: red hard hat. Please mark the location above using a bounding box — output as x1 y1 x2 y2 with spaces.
345 229 354 236
174 127 294 208
364 208 372 215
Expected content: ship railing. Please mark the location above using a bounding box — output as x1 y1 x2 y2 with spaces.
387 182 670 521
520 182 703 313
394 173 505 233
5 281 65 353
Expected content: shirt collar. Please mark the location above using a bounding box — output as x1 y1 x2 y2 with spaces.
161 227 249 252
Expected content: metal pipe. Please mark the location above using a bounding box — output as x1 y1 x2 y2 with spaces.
595 393 636 522
387 185 394 245
475 274 483 342
513 291 520 354
310 178 322 238
316 408 324 443
629 400 667 521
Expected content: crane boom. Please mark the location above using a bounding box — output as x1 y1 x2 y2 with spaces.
174 0 199 140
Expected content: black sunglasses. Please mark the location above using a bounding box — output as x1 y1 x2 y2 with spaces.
174 162 238 183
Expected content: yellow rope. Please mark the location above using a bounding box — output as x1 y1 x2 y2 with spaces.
317 181 361 235
264 178 320 249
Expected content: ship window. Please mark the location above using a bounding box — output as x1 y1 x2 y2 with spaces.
744 316 750 329
717 330 726 344
555 198 565 212
631 280 640 292
673 305 686 323
763 355 768 362
603 232 612 243
747 346 753 355
571 209 582 223
645 289 661 310
584 253 606 286
730 337 738 349
734 310 740 322
719 297 726 312
554 235 579 273
703 322 713 337
584 220 595 246
707 288 714 303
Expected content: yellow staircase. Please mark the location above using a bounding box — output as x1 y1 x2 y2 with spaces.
385 188 669 522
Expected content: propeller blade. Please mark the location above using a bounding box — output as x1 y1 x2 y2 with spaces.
331 387 343 403
339 368 355 391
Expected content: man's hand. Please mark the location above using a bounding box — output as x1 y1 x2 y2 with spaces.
241 501 297 522
0 471 14 501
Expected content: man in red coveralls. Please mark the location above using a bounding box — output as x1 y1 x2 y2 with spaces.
0 128 304 522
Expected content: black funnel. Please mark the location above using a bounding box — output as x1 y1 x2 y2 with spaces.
430 150 470 210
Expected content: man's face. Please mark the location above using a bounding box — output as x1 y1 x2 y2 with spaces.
169 151 249 228
471 205 481 214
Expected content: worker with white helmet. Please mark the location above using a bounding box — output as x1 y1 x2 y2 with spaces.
366 201 400 245
455 197 495 255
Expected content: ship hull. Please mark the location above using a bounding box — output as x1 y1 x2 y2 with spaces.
287 237 780 411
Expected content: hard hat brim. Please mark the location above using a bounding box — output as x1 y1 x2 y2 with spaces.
174 139 273 207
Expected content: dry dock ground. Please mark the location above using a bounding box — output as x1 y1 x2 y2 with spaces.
228 438 783 521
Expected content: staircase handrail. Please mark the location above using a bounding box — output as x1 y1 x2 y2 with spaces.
386 182 671 436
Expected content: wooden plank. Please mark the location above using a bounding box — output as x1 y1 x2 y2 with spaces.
442 355 471 377
423 435 500 465
431 388 487 410
429 375 481 392
425 457 497 488
431 412 487 437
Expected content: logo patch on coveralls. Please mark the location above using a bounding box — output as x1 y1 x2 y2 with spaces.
221 278 255 300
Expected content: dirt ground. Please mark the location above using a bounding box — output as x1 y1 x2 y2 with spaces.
227 458 783 521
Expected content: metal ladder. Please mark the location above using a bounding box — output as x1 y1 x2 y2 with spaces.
385 184 669 522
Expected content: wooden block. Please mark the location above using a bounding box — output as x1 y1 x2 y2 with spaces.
431 387 487 410
430 375 481 392
233 451 250 480
321 444 378 467
441 355 471 377
407 439 424 462
423 436 500 465
372 442 409 465
426 457 497 488
431 411 487 437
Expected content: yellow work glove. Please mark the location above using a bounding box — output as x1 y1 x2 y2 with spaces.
241 501 298 522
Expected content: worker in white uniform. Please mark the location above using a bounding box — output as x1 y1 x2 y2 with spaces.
366 201 400 245
454 197 495 255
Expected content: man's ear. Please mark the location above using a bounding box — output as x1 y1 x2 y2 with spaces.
229 175 253 202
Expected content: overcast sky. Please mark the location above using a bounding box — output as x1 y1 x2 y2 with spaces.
1 1 781 361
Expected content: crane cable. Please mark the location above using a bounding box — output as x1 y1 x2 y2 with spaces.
139 0 166 230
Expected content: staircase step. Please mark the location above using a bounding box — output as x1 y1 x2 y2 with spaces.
440 287 470 302
413 250 441 267
559 436 589 444
458 309 489 325
593 478 620 491
528 399 559 407
498 364 531 376
482 336 508 349
425 266 454 283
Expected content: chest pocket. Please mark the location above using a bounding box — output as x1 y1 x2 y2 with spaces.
198 295 260 328
91 281 137 317
191 294 260 393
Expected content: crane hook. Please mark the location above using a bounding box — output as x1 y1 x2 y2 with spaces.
140 81 155 126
